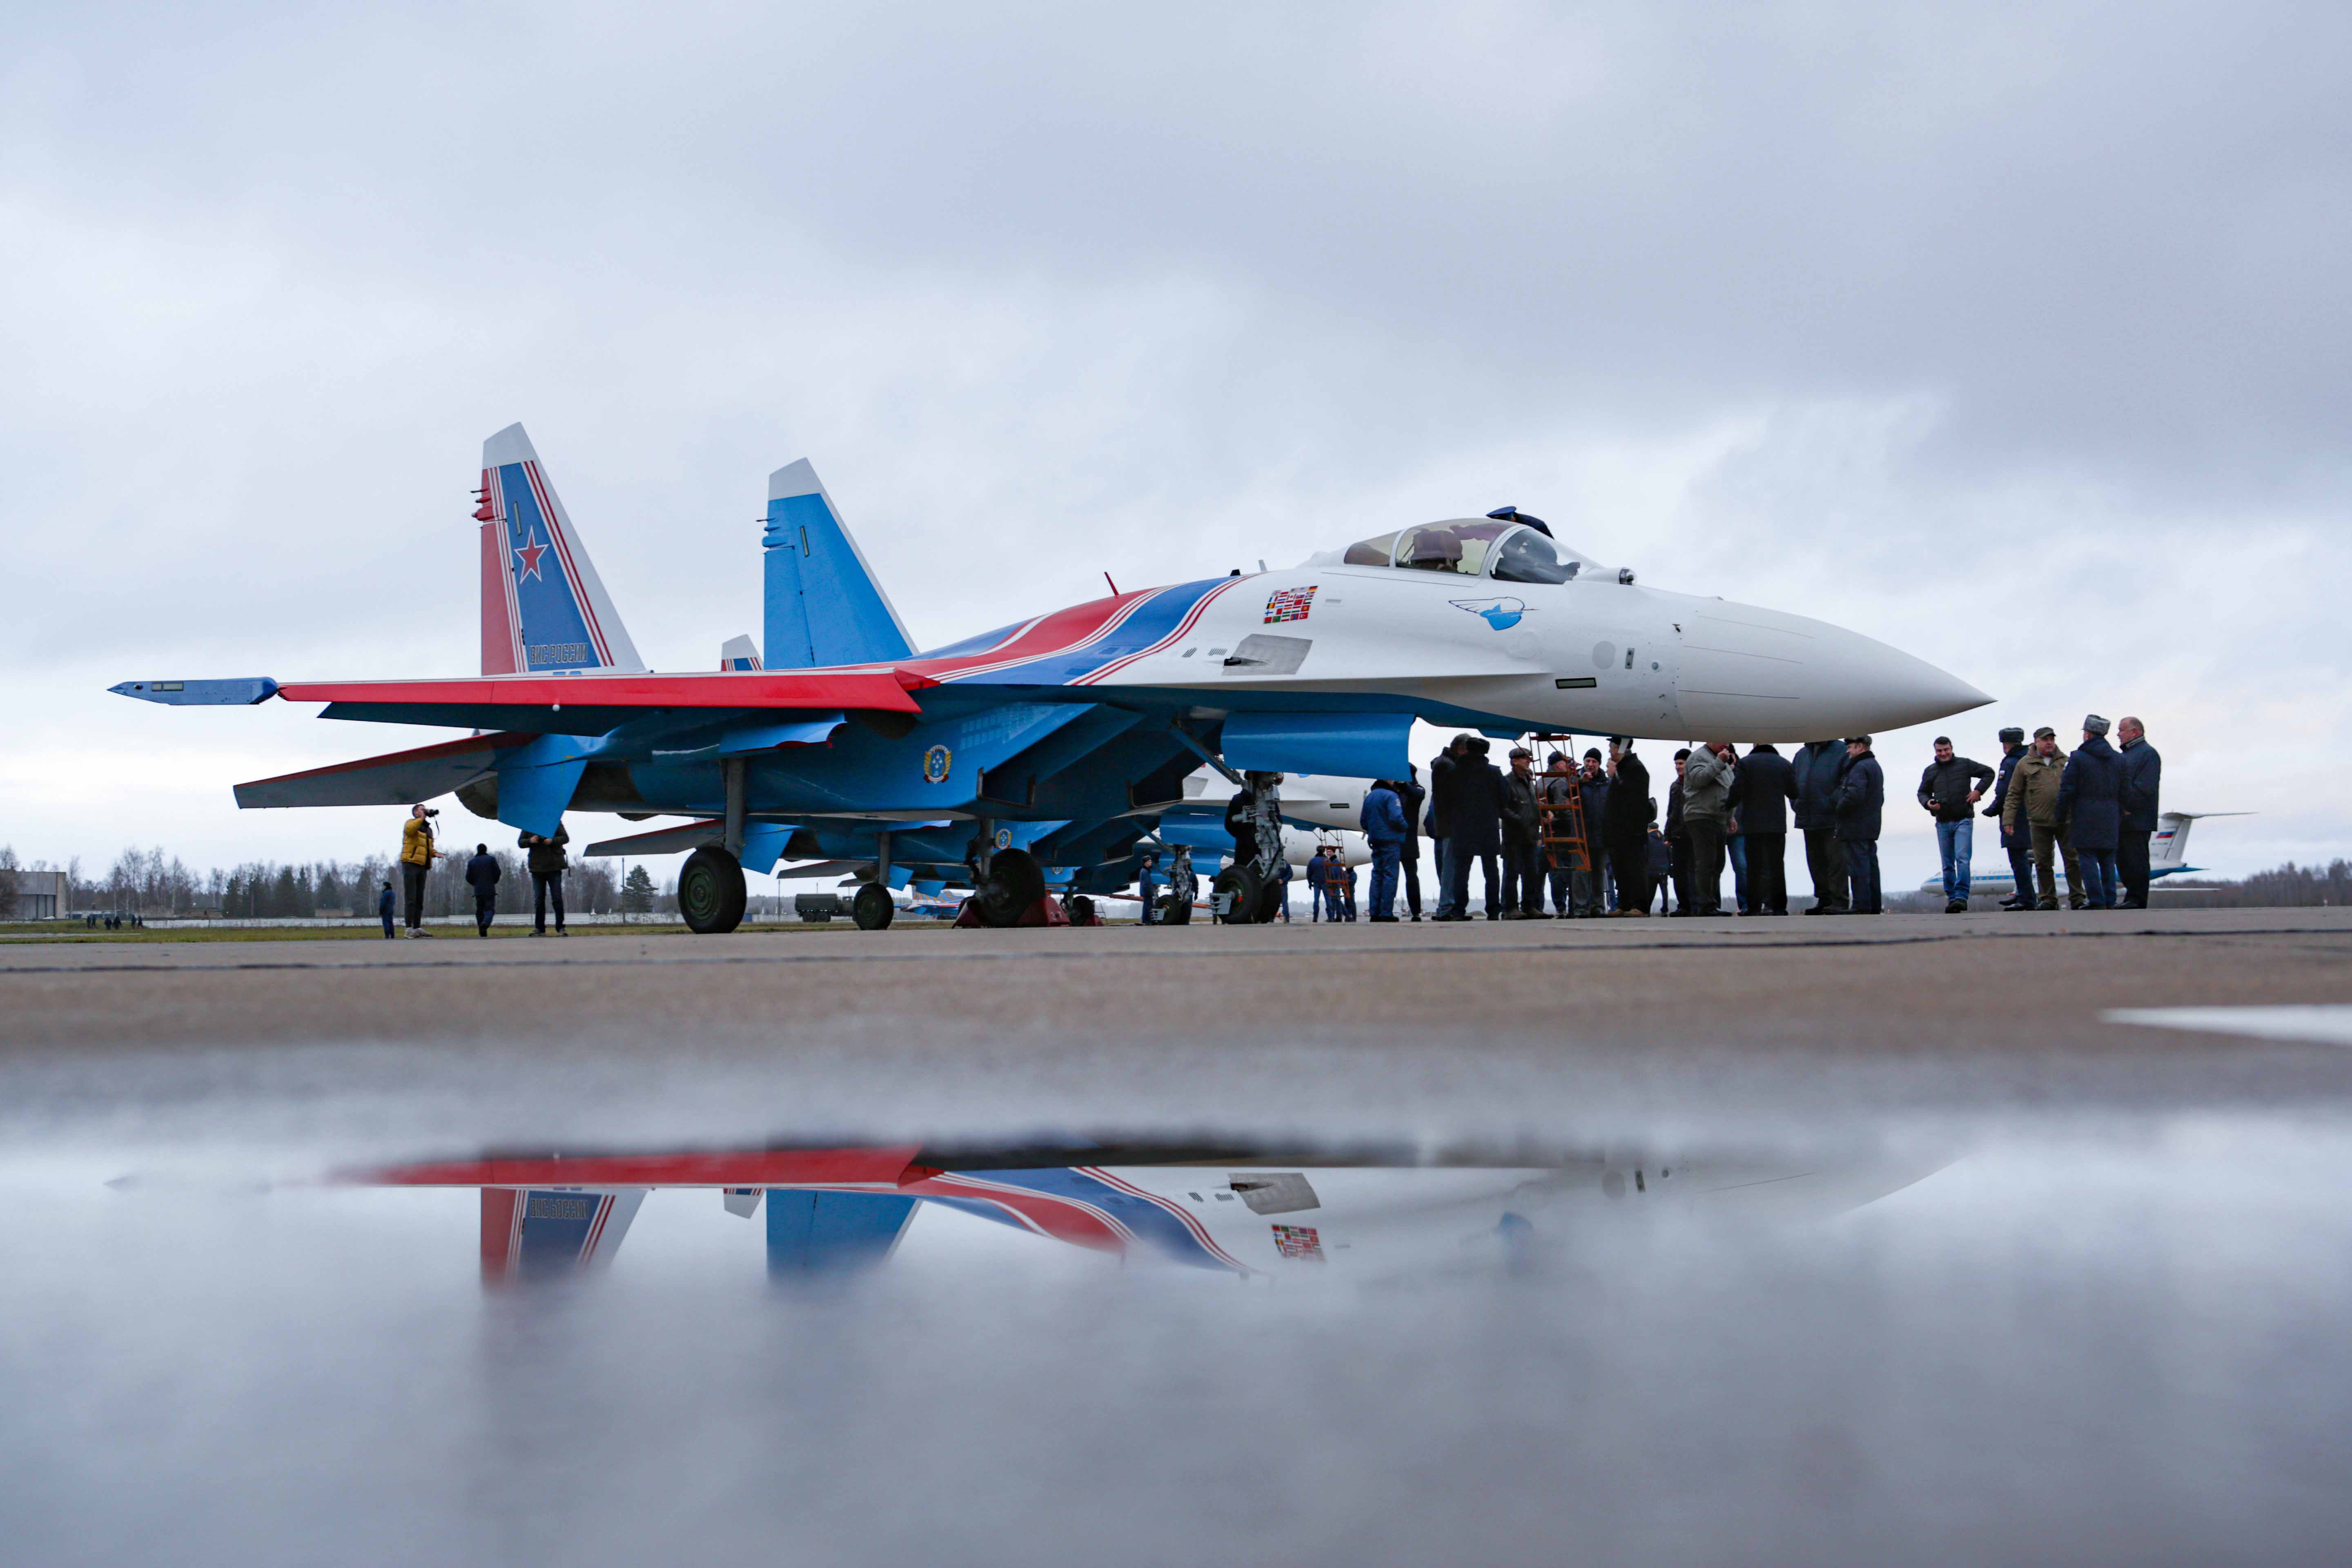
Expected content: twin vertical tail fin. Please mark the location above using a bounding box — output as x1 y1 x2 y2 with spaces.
763 460 915 669
477 423 646 676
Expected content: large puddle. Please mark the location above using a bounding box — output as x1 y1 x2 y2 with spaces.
7 1118 2350 1562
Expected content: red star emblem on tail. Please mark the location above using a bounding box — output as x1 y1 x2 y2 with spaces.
513 530 548 581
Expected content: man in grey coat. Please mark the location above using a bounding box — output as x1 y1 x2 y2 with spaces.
2115 716 2162 910
1680 740 1737 915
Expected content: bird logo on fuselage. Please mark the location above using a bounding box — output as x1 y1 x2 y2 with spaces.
1450 597 1530 630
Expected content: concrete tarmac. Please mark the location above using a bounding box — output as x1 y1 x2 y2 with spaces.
4 908 2350 1148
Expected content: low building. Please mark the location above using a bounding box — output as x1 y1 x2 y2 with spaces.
9 870 69 921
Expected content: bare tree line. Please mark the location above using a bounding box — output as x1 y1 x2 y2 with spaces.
1 842 630 919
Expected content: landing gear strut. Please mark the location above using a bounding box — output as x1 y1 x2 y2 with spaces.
679 845 747 934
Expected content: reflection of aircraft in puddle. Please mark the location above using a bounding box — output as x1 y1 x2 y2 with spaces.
363 1141 1951 1285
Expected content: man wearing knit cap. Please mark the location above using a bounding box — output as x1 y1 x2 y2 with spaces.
2058 714 2124 909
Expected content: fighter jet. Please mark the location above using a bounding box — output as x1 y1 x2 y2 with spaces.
361 1138 1954 1287
113 425 1989 933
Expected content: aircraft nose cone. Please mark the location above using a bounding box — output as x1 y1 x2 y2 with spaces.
1673 601 1990 739
1793 619 1991 736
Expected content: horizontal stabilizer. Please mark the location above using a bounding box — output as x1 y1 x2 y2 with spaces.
584 819 726 858
765 460 916 669
111 678 279 706
235 732 535 809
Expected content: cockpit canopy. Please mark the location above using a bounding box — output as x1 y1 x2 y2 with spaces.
1335 518 1597 584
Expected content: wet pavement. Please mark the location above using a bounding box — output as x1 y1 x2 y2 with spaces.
4 911 2350 1562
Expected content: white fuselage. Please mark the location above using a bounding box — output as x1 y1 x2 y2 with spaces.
1105 566 1988 743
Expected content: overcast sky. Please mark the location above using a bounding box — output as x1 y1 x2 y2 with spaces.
4 1 2346 891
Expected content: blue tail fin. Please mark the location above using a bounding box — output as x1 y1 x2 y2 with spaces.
764 460 915 668
478 423 646 675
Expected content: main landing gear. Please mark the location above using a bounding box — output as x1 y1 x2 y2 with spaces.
967 848 1048 928
851 882 895 931
1209 863 1284 924
679 846 748 934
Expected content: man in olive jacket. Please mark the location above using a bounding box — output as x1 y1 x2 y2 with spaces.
2115 716 2163 909
1792 739 1850 915
2003 727 2085 910
519 822 571 936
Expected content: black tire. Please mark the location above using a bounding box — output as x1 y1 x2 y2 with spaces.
1159 893 1192 926
852 883 895 930
1067 895 1095 926
679 846 747 934
1210 863 1264 924
970 848 1047 928
1254 879 1287 924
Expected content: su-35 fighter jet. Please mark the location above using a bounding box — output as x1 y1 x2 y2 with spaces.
115 425 1989 932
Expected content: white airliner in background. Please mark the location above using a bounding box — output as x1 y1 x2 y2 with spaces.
1922 811 2245 899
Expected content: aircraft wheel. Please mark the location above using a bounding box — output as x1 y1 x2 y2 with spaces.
1210 864 1264 924
1159 893 1192 926
970 848 1046 928
679 846 747 934
852 883 895 931
1067 895 1096 926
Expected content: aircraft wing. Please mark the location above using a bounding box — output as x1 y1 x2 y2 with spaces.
118 669 931 733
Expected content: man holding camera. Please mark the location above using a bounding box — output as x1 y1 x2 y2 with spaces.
399 804 444 938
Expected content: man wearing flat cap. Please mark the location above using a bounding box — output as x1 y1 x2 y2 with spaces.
1983 726 2034 910
2058 714 2124 909
2004 727 2085 910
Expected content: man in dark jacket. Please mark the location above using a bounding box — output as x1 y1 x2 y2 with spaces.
1573 750 1612 916
464 843 501 937
1444 738 1508 919
1499 747 1546 918
1792 739 1850 915
2115 716 2162 909
1664 749 1692 915
519 822 571 936
1395 767 1428 921
1426 736 1473 919
1601 737 1652 915
1360 780 1410 921
1834 737 1885 914
377 879 395 940
2058 714 2125 909
1918 738 1997 913
1983 727 2033 909
1736 744 1795 915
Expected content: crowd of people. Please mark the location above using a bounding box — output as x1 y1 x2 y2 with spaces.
1350 715 2163 920
376 713 2163 933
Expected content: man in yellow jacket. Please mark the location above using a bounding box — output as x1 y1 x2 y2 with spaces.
399 804 445 938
